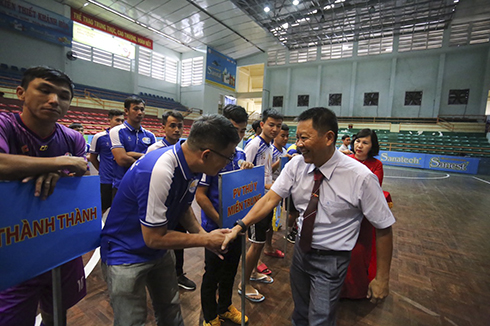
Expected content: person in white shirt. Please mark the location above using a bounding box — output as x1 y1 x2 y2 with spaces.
223 107 395 325
338 134 353 155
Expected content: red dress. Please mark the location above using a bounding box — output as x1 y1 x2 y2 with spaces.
340 155 388 299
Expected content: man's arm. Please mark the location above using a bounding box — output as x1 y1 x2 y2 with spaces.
367 226 393 303
0 153 87 180
112 148 138 167
222 189 282 249
126 151 145 160
196 186 220 225
89 153 99 171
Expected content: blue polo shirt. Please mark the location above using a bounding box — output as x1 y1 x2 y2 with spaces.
110 121 156 189
199 147 246 232
100 141 201 265
90 129 114 184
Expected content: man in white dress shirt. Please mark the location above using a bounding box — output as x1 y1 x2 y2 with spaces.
223 107 395 326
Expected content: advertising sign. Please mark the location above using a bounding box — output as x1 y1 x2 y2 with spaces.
71 9 153 49
205 47 237 91
378 151 479 174
0 176 101 291
219 166 264 229
0 0 72 46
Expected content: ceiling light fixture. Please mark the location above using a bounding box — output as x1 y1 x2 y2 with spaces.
264 6 271 13
86 0 198 50
293 0 299 5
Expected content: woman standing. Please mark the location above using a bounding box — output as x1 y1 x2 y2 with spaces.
341 129 392 299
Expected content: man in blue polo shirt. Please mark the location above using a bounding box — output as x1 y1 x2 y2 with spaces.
110 95 156 195
100 114 240 326
89 109 124 212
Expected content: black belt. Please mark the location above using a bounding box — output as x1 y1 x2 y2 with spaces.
309 248 350 256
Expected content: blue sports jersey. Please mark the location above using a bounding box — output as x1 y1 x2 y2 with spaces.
90 129 114 184
109 121 156 189
272 144 286 181
199 147 246 232
287 143 298 155
100 141 201 265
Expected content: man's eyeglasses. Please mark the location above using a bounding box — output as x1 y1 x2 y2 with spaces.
201 148 236 163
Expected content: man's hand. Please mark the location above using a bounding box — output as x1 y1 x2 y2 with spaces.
221 226 241 251
59 156 87 176
206 229 232 251
23 172 61 200
240 161 254 170
367 278 389 304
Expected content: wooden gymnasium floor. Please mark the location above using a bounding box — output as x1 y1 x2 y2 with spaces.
53 166 490 326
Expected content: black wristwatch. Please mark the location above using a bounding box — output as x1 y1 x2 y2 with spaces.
234 219 247 232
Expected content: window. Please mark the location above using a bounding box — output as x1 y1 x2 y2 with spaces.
321 43 353 60
329 93 342 106
267 50 286 66
399 30 443 52
364 92 379 106
272 96 284 107
181 57 204 87
448 89 469 105
297 95 309 107
358 34 393 56
138 47 179 83
72 41 132 71
405 91 423 106
289 47 317 63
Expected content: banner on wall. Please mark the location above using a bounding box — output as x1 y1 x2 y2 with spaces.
205 47 237 92
219 166 264 229
71 9 152 49
378 151 480 174
0 176 101 291
0 0 72 46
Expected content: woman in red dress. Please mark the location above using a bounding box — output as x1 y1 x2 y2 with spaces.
341 128 391 299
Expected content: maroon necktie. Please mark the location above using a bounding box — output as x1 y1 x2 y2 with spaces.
299 168 324 253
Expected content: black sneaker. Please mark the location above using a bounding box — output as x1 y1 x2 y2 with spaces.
286 229 297 244
177 273 196 291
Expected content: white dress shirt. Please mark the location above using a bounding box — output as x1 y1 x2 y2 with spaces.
271 150 395 251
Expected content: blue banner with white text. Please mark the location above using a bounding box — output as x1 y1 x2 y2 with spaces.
377 151 479 174
219 166 264 229
0 0 72 46
0 176 101 291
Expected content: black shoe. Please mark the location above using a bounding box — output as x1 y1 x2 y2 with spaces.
286 229 297 244
177 273 196 291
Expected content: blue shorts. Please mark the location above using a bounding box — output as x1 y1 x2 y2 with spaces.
0 257 86 326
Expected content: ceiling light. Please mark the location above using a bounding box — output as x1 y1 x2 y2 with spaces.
83 2 89 7
293 0 299 5
264 6 270 13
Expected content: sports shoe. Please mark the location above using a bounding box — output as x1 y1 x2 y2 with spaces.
203 316 221 326
220 305 249 324
177 273 196 291
286 228 297 244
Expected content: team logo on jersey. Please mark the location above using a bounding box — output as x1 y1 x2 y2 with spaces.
64 152 73 156
142 137 151 145
21 145 29 154
188 179 199 193
128 136 132 141
40 145 48 151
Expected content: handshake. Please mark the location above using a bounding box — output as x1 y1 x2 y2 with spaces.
204 225 243 258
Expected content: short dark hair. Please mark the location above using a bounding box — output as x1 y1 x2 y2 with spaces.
124 95 145 110
355 128 379 157
108 109 124 119
187 114 240 151
162 110 184 124
223 104 248 124
297 107 338 142
68 122 83 129
252 120 261 133
281 123 289 132
262 108 283 123
342 134 351 140
21 66 74 99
